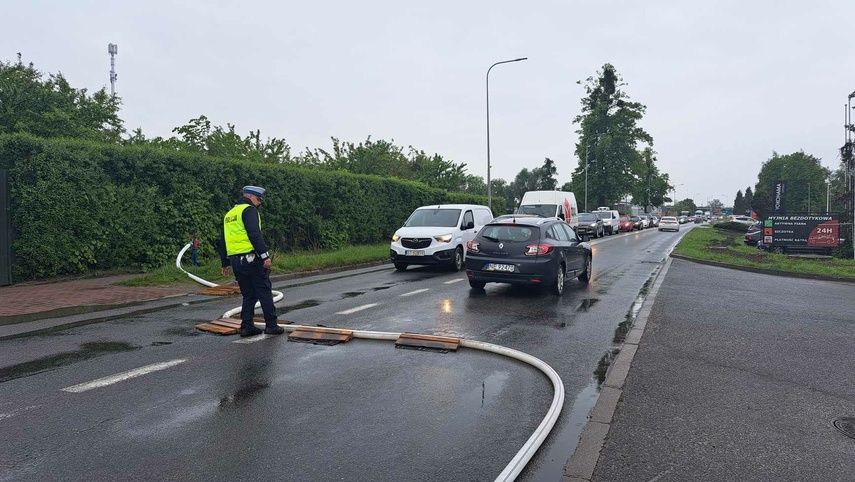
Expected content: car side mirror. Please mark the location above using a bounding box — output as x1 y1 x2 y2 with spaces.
463 221 475 230
581 234 590 242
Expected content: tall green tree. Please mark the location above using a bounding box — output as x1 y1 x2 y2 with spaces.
569 63 654 208
744 186 754 214
0 58 123 142
629 147 672 211
732 190 744 213
752 151 829 216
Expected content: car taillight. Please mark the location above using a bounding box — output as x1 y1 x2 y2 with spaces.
466 240 480 253
525 244 553 256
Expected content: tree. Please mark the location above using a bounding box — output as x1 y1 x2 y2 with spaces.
733 190 744 214
533 158 559 190
628 147 672 211
570 63 654 208
673 198 697 214
744 187 754 214
752 151 829 217
0 58 124 143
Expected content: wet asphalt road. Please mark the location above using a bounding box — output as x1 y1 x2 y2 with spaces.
592 258 855 481
0 226 692 482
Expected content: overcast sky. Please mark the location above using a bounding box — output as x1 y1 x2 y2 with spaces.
4 0 854 207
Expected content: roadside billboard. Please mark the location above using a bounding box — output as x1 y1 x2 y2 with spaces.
763 214 840 248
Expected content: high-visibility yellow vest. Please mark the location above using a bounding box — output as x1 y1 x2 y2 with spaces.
223 204 261 256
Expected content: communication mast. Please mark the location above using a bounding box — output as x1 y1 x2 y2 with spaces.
108 43 118 96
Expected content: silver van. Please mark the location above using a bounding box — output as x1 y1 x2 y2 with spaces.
595 208 621 235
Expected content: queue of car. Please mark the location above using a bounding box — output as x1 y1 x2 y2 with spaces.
390 191 684 297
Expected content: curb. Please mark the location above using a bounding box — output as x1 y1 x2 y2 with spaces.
0 261 393 340
561 257 674 481
669 253 855 284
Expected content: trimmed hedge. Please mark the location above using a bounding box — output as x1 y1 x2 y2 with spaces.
0 134 492 280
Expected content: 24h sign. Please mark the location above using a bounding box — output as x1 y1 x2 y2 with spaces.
763 214 840 247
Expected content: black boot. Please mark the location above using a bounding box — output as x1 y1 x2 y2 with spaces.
264 325 285 335
240 326 263 337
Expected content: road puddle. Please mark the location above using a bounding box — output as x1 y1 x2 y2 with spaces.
0 341 139 383
274 299 321 315
577 298 599 312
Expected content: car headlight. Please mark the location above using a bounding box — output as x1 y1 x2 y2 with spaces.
391 234 400 242
434 234 453 243
590 223 597 227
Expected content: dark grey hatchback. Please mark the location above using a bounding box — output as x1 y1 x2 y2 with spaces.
464 217 592 295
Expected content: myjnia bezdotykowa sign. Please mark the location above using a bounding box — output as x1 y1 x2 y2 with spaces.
763 214 840 247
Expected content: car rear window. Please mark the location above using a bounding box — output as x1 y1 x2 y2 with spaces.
518 204 556 217
479 224 540 242
405 209 461 227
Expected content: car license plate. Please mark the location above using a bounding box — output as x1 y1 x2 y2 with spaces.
405 250 425 256
485 263 515 272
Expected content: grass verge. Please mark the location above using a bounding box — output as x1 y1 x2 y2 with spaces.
673 226 855 279
118 243 391 287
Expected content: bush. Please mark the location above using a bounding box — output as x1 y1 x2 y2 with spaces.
1 134 489 280
713 221 752 233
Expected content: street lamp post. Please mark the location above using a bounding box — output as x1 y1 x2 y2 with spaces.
826 179 830 213
584 134 601 213
486 57 528 209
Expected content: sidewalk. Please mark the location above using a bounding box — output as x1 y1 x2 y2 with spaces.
565 257 855 481
0 275 199 322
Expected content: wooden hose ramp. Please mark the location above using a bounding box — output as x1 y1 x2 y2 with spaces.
395 333 460 352
195 317 291 335
288 326 354 345
198 285 242 296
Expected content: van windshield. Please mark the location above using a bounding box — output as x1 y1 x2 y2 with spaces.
594 211 612 220
517 204 556 218
404 209 461 227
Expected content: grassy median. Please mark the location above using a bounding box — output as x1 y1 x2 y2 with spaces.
672 225 855 280
119 243 391 287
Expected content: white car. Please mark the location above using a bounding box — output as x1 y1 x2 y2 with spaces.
731 216 755 225
658 216 680 232
390 204 493 272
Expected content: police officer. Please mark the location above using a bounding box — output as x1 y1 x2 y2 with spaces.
218 186 284 337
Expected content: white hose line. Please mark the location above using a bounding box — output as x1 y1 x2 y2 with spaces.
175 242 283 318
259 324 564 482
177 243 564 480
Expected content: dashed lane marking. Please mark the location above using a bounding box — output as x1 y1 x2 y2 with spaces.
400 288 430 297
61 359 187 393
444 279 465 284
335 303 379 315
233 334 272 344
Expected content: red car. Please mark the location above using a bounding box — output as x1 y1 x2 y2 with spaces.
619 215 636 232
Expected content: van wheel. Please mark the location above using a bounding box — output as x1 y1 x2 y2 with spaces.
451 246 464 271
578 255 592 283
469 279 486 290
394 262 408 271
551 263 566 295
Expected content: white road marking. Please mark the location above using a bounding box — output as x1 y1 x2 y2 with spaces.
400 288 430 297
444 279 465 284
233 334 272 344
336 303 378 315
61 359 187 393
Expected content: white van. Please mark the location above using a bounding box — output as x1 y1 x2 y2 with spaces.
595 207 621 235
517 191 579 228
390 204 493 272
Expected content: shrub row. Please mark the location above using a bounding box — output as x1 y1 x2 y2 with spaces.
0 134 492 280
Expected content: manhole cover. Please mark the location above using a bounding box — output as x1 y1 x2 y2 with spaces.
833 417 855 439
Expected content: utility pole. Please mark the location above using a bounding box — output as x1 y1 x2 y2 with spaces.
108 43 118 96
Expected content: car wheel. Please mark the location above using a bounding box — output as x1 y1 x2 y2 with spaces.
450 246 464 271
468 279 486 290
578 255 592 283
551 263 565 295
394 262 408 271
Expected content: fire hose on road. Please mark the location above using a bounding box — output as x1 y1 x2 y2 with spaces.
176 242 564 482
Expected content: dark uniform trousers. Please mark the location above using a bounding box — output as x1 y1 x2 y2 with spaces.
230 255 278 331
